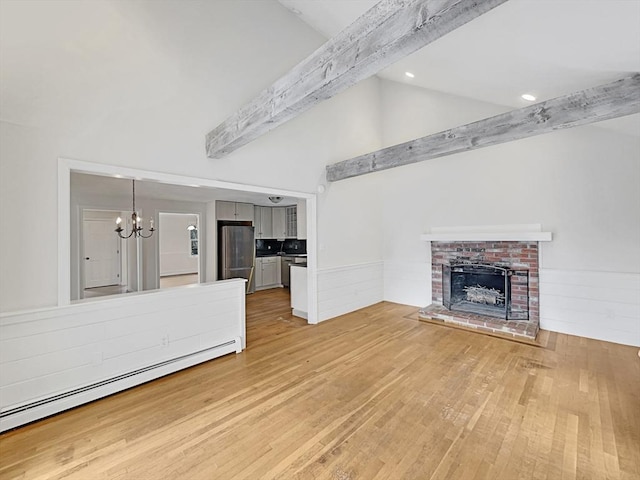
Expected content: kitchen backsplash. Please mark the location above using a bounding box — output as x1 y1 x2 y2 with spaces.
256 239 306 255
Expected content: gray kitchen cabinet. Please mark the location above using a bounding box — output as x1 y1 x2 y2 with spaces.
216 201 236 220
272 207 287 239
285 206 297 238
255 257 263 287
296 199 307 239
272 206 297 239
253 257 263 290
255 256 280 289
216 201 253 221
235 202 254 221
262 258 278 286
254 206 273 239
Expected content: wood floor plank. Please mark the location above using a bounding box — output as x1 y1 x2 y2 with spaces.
1 290 638 480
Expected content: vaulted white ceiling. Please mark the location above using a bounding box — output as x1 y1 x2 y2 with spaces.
3 1 639 205
2 0 637 138
279 0 640 136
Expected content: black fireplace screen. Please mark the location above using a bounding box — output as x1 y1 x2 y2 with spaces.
442 263 529 320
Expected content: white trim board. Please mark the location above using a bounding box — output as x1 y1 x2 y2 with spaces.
421 224 552 242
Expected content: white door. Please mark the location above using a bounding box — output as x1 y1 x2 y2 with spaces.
84 219 121 288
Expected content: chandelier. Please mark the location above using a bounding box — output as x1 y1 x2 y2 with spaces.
115 179 156 239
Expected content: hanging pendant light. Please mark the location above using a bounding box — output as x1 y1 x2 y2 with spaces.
115 179 156 239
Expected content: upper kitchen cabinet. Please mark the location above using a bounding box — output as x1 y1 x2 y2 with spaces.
216 201 253 221
297 199 307 240
236 203 254 220
254 206 273 239
273 205 301 239
272 207 287 239
286 206 297 238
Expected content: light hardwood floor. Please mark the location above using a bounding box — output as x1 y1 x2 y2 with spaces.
1 289 638 479
159 273 199 289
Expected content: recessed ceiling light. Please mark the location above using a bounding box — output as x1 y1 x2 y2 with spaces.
405 72 415 78
521 93 536 102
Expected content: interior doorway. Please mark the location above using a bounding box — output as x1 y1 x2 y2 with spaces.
82 210 127 298
159 213 200 289
62 159 318 323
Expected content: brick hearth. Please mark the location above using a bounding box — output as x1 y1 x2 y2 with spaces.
420 241 540 341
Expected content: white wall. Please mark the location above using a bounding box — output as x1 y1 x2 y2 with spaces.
378 79 640 346
0 1 384 313
159 213 199 277
0 123 61 311
0 0 636 348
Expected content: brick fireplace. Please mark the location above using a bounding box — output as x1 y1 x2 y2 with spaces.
419 226 551 342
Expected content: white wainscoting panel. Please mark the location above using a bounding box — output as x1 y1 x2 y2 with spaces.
0 279 246 432
539 269 640 346
383 261 431 307
317 262 384 322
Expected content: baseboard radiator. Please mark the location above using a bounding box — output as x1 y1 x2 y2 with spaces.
0 337 241 433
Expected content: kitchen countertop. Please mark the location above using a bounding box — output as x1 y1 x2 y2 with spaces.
256 253 307 258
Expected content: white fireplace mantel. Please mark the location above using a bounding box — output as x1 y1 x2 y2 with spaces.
420 224 553 242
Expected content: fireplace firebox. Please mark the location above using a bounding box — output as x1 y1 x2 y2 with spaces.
420 238 543 341
443 263 529 320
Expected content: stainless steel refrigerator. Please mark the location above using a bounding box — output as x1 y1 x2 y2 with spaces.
220 225 255 293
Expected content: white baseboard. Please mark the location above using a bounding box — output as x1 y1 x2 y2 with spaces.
0 280 246 432
0 339 239 432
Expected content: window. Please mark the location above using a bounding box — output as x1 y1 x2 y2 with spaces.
188 226 198 256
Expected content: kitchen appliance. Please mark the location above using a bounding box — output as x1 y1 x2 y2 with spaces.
220 225 255 293
281 256 294 287
281 255 307 288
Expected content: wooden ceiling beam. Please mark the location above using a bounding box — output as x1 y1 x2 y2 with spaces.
326 74 640 182
206 0 509 158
